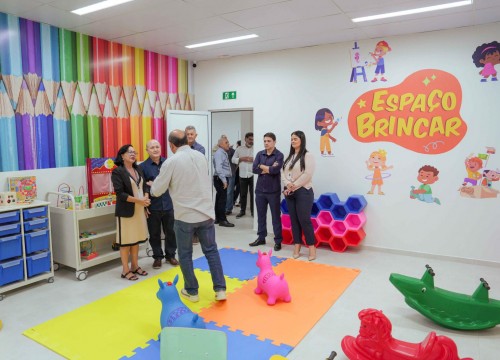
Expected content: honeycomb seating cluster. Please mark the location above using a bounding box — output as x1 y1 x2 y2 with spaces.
281 193 367 252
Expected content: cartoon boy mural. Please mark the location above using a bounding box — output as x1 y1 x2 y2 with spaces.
365 149 393 195
462 155 483 186
315 108 339 156
410 165 441 205
369 40 391 82
472 41 500 82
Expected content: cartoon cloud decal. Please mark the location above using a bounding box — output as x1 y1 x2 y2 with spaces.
348 69 467 154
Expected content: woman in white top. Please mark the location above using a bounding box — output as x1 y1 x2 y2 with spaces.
282 131 316 261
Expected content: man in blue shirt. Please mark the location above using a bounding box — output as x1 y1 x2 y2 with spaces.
186 125 205 154
213 137 235 227
141 139 178 268
251 133 284 251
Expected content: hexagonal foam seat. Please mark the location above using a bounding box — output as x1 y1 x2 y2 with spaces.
345 212 366 231
344 228 366 246
314 225 333 244
316 210 333 226
281 214 291 230
345 194 367 214
332 220 347 236
282 228 293 244
311 199 321 217
317 192 340 211
280 199 289 214
311 217 319 232
332 202 348 220
330 236 347 252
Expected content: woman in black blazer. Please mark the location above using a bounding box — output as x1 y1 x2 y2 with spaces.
111 144 151 281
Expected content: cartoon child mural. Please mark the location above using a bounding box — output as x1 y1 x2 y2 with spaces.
462 155 483 186
315 108 339 156
472 41 500 82
365 149 393 195
481 169 500 188
369 40 391 82
410 165 441 205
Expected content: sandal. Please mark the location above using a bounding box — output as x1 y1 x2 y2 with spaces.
132 267 148 276
121 271 138 281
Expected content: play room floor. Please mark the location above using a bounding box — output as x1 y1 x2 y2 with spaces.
1 213 499 360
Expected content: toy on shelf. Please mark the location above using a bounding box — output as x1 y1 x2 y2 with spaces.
156 275 206 329
281 193 367 252
390 264 500 330
255 249 291 305
0 192 17 206
80 240 98 260
8 176 37 204
86 157 117 208
341 308 472 360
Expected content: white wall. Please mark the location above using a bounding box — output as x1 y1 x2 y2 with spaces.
211 110 254 150
194 22 500 264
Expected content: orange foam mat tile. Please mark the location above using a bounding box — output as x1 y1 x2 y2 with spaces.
199 259 360 347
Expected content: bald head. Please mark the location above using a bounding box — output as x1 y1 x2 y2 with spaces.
168 130 188 153
145 139 162 161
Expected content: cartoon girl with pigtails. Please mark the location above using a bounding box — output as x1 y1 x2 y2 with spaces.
472 41 500 82
366 149 393 195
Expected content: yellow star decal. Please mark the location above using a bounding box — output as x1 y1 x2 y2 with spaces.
357 99 366 108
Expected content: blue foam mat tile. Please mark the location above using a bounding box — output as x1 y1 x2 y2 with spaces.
120 338 160 360
193 248 286 280
206 321 293 360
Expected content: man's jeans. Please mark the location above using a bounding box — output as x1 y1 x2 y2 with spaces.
174 218 226 295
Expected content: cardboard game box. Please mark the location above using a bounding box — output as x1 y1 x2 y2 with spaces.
8 176 37 204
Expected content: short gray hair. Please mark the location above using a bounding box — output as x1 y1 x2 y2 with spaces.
185 125 197 132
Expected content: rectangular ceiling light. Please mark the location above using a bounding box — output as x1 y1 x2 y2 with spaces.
352 0 473 22
185 34 259 49
72 0 135 15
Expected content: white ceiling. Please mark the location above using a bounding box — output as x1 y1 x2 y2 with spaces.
1 0 499 61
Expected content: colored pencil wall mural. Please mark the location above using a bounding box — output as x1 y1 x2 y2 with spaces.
0 11 192 170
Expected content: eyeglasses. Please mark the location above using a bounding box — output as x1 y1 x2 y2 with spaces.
126 151 138 155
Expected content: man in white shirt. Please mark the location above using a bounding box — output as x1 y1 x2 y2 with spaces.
232 132 254 218
151 129 226 302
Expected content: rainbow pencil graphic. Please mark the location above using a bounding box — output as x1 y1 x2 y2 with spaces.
87 87 102 158
157 54 168 115
186 60 195 110
102 91 117 158
76 33 93 112
92 37 109 113
145 50 158 112
167 56 178 111
141 92 152 160
40 23 60 113
34 82 55 168
0 13 23 111
71 87 88 166
152 98 165 156
59 29 77 110
16 80 36 170
19 18 42 106
122 44 135 114
130 90 142 159
134 47 146 111
0 80 19 171
109 41 123 114
177 59 187 110
53 87 72 167
116 91 131 148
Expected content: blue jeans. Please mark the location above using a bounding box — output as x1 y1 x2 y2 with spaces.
226 174 236 212
174 218 226 295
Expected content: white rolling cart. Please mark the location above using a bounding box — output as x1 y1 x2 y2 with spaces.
46 192 119 281
0 200 54 300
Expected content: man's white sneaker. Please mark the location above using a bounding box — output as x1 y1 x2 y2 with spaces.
180 288 199 303
215 290 227 301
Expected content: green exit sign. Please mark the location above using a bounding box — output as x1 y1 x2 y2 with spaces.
222 91 237 100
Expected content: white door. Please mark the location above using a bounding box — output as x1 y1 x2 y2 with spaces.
166 110 212 175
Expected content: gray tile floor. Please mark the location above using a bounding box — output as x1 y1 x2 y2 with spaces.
1 213 499 359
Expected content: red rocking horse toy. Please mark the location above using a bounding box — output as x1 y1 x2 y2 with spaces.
341 309 472 360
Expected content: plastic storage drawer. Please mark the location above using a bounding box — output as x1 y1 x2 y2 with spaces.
0 222 21 237
0 258 24 286
26 251 51 277
24 218 49 232
23 207 48 220
0 211 20 225
25 230 50 254
0 234 22 261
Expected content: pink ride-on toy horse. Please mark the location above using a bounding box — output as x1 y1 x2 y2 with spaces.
255 249 291 305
